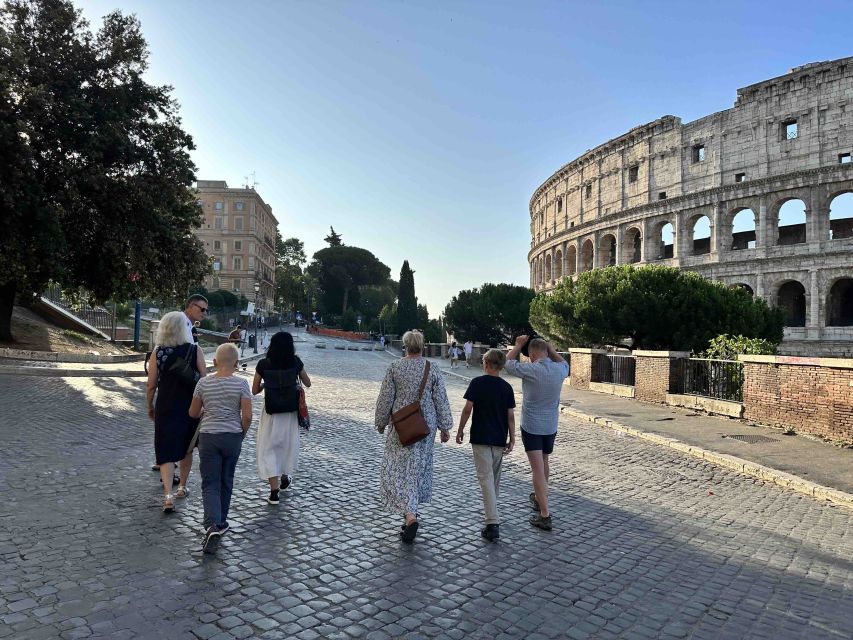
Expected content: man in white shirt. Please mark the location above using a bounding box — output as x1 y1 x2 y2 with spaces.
464 340 473 368
184 295 208 347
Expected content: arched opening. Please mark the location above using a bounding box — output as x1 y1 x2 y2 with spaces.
732 283 754 296
777 281 807 327
691 216 711 255
777 199 807 245
580 239 594 272
545 254 552 282
566 245 577 276
535 258 542 285
827 278 853 326
554 250 563 280
829 193 853 240
731 209 756 250
656 222 674 259
623 227 642 264
598 234 617 268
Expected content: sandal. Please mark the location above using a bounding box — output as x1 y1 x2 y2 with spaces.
401 521 419 543
175 486 189 499
163 494 175 513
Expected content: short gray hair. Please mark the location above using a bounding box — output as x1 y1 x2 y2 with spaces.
402 330 424 354
528 338 548 354
156 311 189 348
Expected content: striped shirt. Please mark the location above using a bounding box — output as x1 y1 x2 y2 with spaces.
193 375 251 434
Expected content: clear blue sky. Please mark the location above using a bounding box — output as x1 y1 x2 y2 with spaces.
76 0 853 317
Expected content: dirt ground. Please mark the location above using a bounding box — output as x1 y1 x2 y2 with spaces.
0 306 138 355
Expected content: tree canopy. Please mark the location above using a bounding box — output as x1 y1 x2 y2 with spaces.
443 283 535 346
395 261 418 335
307 246 390 314
529 265 784 352
0 0 208 340
324 226 343 247
274 232 307 314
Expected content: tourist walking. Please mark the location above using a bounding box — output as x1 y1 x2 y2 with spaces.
146 311 207 512
449 341 460 368
505 336 568 531
188 343 252 554
252 331 311 504
183 294 208 344
455 349 516 541
375 331 453 542
463 340 473 368
229 325 242 346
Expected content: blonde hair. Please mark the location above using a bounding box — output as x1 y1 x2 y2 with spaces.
156 311 189 348
402 330 424 354
214 342 239 366
483 348 506 370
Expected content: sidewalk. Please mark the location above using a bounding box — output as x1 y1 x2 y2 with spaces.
429 354 853 506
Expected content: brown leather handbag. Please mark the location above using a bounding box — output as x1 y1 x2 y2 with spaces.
390 361 431 447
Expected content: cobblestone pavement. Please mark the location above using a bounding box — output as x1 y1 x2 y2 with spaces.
0 345 852 640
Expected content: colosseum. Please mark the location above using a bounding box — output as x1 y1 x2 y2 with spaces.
528 57 853 356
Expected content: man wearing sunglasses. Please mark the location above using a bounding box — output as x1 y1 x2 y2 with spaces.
184 295 209 352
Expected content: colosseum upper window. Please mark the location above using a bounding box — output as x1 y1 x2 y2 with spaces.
628 165 639 183
840 153 851 164
692 145 705 163
783 120 798 140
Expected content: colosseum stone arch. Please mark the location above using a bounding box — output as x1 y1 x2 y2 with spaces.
528 57 853 356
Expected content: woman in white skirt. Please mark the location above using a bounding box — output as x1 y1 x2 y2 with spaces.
252 331 311 504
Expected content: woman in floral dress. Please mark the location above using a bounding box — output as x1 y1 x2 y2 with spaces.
375 330 453 542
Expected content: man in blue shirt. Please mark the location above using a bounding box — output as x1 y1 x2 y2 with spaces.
505 336 569 531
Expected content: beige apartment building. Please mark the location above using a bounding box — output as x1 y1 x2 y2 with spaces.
195 180 277 313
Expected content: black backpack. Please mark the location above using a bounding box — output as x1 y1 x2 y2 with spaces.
263 368 300 414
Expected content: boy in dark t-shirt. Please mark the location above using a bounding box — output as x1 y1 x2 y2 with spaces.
455 348 516 541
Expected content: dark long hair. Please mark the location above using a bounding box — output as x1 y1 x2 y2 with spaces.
266 331 296 369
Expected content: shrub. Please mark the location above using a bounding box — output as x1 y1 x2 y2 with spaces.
701 334 778 360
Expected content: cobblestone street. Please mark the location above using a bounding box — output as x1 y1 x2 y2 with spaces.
1 344 852 640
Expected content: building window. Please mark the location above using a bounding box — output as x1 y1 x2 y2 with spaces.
234 217 243 231
233 279 241 292
249 257 255 269
234 201 244 211
735 173 746 183
840 153 852 164
215 201 223 210
628 165 639 183
214 217 223 230
585 184 592 199
233 256 242 270
212 277 220 289
234 241 242 252
213 240 221 250
658 192 667 200
692 144 705 163
557 197 563 213
783 120 798 140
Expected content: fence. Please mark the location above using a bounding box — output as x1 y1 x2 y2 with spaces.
593 354 636 386
674 358 744 402
43 283 114 334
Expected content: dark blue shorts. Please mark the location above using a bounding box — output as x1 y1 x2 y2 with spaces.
521 429 556 455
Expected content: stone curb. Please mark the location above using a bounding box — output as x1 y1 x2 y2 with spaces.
0 366 146 378
560 405 853 511
0 347 143 364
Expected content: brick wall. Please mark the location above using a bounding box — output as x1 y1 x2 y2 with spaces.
569 350 597 390
742 358 853 442
633 351 690 403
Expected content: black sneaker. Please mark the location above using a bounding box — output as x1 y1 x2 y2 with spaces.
529 514 552 531
202 526 221 554
529 492 541 512
280 475 291 491
218 522 230 535
481 524 500 542
267 490 280 505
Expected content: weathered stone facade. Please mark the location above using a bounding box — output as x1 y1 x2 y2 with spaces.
529 58 853 356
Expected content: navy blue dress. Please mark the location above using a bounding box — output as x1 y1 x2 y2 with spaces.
154 343 200 464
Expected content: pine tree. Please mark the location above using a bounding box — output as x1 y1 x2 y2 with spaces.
324 226 343 247
396 261 418 335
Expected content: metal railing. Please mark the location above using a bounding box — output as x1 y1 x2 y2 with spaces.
674 358 743 402
593 354 636 386
43 283 114 333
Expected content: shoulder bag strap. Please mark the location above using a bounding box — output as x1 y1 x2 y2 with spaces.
416 361 430 402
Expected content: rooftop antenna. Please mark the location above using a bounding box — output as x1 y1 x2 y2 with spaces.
248 171 259 190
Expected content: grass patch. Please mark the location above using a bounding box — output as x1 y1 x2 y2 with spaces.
62 329 96 344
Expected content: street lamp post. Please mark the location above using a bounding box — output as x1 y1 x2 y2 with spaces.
253 281 260 354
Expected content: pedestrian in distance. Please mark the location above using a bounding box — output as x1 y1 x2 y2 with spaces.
228 325 242 346
449 341 460 368
504 336 568 531
463 340 473 368
375 330 453 543
455 349 516 542
188 343 252 554
252 331 311 505
146 311 207 512
191 321 200 344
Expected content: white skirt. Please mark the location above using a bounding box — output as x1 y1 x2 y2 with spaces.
256 408 300 479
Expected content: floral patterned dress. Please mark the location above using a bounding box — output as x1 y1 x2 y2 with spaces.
374 357 453 516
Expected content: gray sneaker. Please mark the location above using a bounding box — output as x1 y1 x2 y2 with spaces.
529 514 552 531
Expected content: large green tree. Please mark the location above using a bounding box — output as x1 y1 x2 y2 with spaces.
0 0 208 340
529 265 784 352
443 283 535 346
274 232 307 314
308 246 390 314
396 260 418 335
